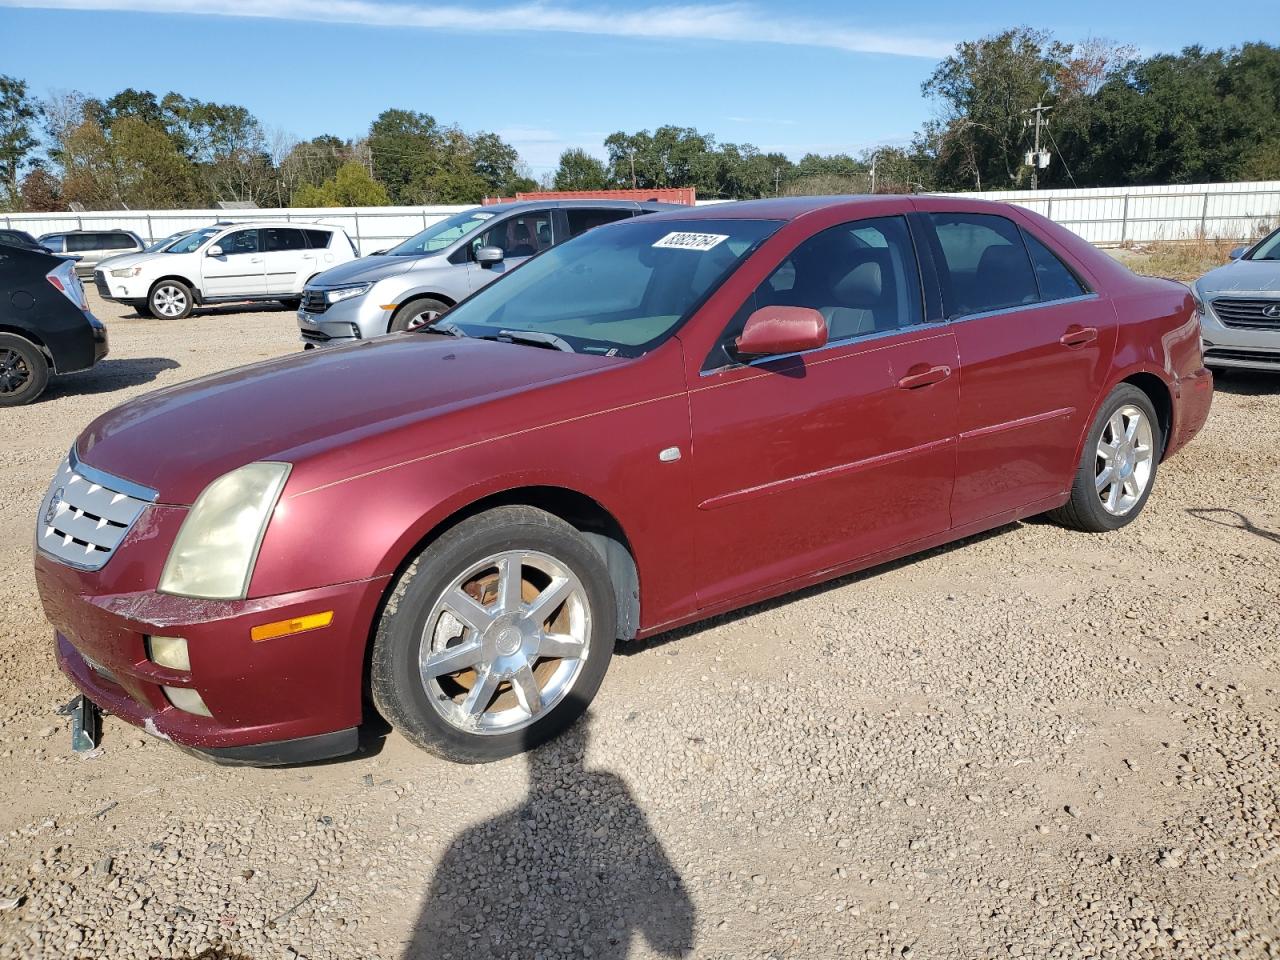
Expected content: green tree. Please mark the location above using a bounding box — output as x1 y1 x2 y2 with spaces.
292 161 390 207
61 116 201 209
553 148 609 190
0 74 40 207
369 108 441 203
19 167 61 211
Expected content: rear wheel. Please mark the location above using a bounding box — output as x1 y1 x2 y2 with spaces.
1049 384 1161 532
370 506 615 762
389 297 449 333
149 280 194 320
0 334 50 407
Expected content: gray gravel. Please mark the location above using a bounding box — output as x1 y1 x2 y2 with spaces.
0 292 1277 959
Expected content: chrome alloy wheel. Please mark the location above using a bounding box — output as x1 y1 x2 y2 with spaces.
1095 404 1155 516
405 307 441 330
152 284 188 318
419 551 591 735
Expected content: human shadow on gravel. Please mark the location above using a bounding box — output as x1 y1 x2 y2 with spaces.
39 357 180 400
1187 507 1280 545
405 715 695 960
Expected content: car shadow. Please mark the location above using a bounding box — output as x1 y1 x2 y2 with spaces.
1209 368 1280 396
1186 507 1280 545
41 357 181 400
627 522 1017 654
403 711 695 959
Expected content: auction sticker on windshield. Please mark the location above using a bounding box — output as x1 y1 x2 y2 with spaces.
652 232 729 251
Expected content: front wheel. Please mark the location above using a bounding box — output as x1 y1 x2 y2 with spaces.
1049 384 1161 532
149 280 194 319
388 297 449 333
370 506 616 763
0 334 50 407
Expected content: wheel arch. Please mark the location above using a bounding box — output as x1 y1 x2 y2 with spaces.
1121 371 1173 458
148 275 197 301
388 292 457 330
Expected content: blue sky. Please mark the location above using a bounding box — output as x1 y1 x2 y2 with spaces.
0 1 1272 176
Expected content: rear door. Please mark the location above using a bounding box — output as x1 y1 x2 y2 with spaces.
913 204 1116 526
201 228 267 297
689 214 959 608
262 227 314 294
464 209 554 293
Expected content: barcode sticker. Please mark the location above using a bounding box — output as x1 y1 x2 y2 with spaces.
652 232 729 252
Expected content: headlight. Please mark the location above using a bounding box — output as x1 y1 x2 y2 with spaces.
325 283 372 304
158 462 291 600
110 266 142 278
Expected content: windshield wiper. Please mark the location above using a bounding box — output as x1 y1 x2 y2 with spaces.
496 329 576 353
422 319 466 338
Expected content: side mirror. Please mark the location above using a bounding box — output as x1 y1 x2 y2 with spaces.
734 306 828 358
475 245 505 267
207 245 224 257
1229 245 1246 261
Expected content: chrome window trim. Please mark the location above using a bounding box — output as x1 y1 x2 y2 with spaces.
700 319 943 377
68 446 159 503
942 292 1100 325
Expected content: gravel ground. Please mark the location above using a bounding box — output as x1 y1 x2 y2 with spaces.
0 291 1277 960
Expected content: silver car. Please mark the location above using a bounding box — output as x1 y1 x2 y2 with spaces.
297 199 677 347
1193 227 1280 372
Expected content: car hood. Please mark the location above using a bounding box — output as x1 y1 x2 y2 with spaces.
94 251 152 272
77 334 617 504
310 254 436 286
1197 259 1280 296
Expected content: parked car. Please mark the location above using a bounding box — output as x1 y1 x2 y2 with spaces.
92 221 359 319
36 196 1212 765
297 199 679 346
0 228 50 252
1192 225 1280 371
93 230 202 284
38 230 145 278
1 241 107 406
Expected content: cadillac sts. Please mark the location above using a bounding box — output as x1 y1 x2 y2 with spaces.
35 197 1213 764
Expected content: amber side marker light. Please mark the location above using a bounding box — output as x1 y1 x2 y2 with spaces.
250 611 334 643
380 304 399 311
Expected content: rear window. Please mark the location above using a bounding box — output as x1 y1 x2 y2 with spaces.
566 208 632 238
1022 230 1087 301
264 228 307 252
927 213 1039 318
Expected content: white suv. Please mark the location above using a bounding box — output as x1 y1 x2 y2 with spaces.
93 221 359 319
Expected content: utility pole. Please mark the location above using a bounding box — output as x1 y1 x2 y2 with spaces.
870 151 878 194
1024 102 1052 190
773 166 782 196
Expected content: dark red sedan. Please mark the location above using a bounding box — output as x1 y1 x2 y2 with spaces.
35 197 1213 764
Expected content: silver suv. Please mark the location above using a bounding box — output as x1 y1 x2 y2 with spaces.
38 230 145 279
297 200 677 347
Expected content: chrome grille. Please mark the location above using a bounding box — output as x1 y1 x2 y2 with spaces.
301 289 329 314
1210 298 1280 329
36 453 156 571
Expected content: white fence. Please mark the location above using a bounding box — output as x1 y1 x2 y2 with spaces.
5 181 1280 251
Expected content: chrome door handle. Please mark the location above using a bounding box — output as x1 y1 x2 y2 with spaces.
897 364 952 390
249 257 263 263
1060 325 1098 347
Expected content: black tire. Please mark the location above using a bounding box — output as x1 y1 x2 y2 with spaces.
0 334 50 407
1048 384 1162 532
370 505 616 763
279 298 302 310
388 297 449 333
148 279 194 320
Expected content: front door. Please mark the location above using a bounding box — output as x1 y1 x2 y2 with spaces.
913 206 1116 526
689 215 959 609
465 209 554 293
202 228 267 298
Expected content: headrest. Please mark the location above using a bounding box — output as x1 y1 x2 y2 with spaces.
832 260 883 303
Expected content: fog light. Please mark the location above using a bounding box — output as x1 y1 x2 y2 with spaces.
162 685 212 717
147 635 191 671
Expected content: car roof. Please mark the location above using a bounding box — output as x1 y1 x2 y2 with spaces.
39 228 142 236
474 199 683 213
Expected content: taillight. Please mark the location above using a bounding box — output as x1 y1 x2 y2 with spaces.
46 262 87 310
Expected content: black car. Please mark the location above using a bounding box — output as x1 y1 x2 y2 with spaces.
0 228 49 252
0 243 108 406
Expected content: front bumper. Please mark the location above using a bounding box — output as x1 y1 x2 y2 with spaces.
37 551 390 764
297 290 393 347
93 271 147 304
1200 299 1280 371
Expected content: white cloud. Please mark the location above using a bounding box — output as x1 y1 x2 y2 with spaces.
4 0 954 58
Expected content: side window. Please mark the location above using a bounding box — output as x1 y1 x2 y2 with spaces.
264 228 307 252
303 229 333 249
927 213 1038 317
566 208 632 238
104 232 134 249
473 210 553 259
41 236 65 252
66 234 98 253
218 229 260 255
1022 229 1087 301
707 215 924 370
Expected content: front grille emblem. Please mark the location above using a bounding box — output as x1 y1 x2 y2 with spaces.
1263 303 1280 319
43 488 64 526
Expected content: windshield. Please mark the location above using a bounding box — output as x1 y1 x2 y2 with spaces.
166 228 220 254
439 218 780 357
148 231 191 251
1247 228 1280 261
387 210 496 257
